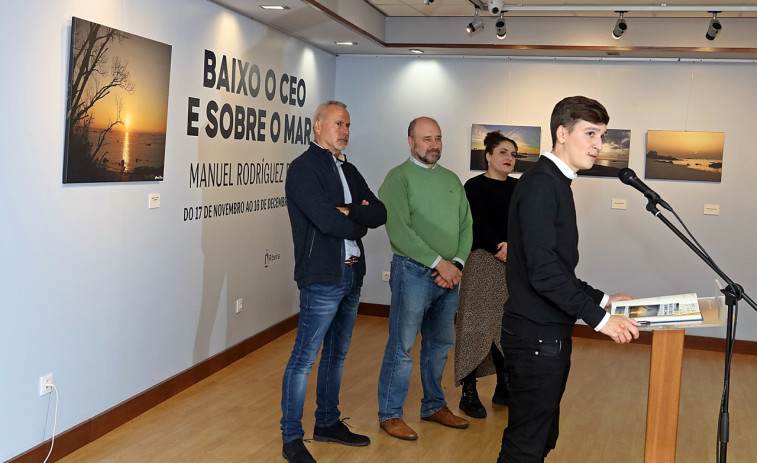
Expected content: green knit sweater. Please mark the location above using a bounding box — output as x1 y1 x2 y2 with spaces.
379 158 473 268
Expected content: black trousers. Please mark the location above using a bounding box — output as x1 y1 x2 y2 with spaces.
497 329 572 463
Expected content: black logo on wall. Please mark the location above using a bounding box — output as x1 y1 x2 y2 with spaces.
264 249 281 268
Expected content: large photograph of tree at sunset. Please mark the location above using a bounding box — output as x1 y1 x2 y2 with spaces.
63 17 172 183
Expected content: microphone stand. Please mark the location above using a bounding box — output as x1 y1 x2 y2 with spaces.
643 197 757 463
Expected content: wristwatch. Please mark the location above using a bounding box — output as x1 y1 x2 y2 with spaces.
452 261 464 271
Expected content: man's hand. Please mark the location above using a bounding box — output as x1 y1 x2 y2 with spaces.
336 200 369 216
494 242 508 262
599 315 641 344
431 259 462 289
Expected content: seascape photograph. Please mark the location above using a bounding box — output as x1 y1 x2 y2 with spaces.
645 130 724 183
470 124 541 172
63 17 172 183
578 128 630 177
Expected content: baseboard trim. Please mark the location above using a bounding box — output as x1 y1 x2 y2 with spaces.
362 303 757 355
9 302 754 462
357 302 390 317
7 314 299 463
570 323 757 355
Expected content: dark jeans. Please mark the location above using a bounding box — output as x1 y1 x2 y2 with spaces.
280 264 361 443
497 329 572 463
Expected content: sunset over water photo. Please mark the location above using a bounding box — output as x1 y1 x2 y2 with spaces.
63 17 172 183
645 130 724 182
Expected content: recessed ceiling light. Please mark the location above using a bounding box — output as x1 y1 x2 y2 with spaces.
409 49 424 54
260 5 289 10
335 41 357 46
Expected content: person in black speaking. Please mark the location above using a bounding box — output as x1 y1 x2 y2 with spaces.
498 96 641 462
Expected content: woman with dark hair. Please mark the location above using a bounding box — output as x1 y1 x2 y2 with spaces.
455 130 518 418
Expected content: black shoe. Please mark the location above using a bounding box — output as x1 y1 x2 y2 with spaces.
282 439 316 463
313 418 370 447
459 379 487 418
492 375 510 406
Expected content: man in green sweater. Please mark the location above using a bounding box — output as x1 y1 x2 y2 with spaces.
377 117 473 441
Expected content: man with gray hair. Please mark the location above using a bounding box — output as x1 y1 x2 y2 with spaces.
281 101 386 463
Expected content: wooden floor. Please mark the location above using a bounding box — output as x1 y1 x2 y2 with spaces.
58 315 757 463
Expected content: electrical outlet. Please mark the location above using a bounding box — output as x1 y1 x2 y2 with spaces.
39 373 54 396
381 271 390 282
235 298 243 313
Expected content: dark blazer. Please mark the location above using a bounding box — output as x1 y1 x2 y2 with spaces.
502 155 606 340
285 142 386 289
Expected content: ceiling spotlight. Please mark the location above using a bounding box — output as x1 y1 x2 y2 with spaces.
706 11 722 41
488 0 505 15
495 13 506 40
612 11 627 40
466 7 484 35
423 0 434 4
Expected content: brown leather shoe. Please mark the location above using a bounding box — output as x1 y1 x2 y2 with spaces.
379 418 418 441
421 406 470 429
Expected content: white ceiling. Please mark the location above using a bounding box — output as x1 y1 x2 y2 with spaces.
209 0 757 58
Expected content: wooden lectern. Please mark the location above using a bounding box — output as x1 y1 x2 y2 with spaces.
643 296 725 463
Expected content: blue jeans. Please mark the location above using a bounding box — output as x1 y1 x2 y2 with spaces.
280 264 361 443
377 255 459 422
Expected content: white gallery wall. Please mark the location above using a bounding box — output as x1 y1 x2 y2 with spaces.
338 56 757 340
0 0 335 460
3 0 757 460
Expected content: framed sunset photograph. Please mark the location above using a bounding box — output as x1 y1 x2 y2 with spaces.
470 124 541 172
645 130 724 183
578 128 630 177
63 17 172 183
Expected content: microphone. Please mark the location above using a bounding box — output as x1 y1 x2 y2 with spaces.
618 168 672 211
